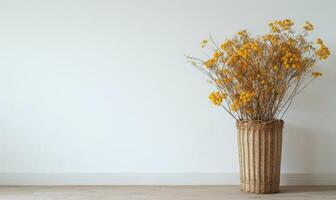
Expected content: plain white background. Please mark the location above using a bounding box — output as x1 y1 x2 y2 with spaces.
0 0 335 178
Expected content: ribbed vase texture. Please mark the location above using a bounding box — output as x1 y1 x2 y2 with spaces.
236 120 284 194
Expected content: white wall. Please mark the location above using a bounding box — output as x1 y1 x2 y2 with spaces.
0 0 335 181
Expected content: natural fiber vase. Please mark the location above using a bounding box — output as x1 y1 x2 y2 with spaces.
236 120 284 194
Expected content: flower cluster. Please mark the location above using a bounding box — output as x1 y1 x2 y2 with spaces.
316 38 331 60
303 21 314 31
188 19 331 121
268 19 294 33
208 91 225 106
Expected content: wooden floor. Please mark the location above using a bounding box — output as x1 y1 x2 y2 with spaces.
0 186 335 200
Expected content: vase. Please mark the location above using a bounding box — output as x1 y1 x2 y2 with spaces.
236 120 284 194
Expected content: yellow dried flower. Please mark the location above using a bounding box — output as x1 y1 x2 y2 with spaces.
239 92 255 104
303 21 314 31
276 19 294 30
269 22 280 33
237 30 247 37
316 38 323 45
209 91 225 106
312 71 322 78
220 40 233 51
315 38 330 60
230 100 241 112
204 58 217 68
213 51 223 59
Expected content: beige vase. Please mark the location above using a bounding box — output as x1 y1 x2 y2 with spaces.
236 120 284 194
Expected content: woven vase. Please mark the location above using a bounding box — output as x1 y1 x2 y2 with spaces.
236 120 284 194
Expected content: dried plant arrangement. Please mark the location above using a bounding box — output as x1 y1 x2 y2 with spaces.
187 19 331 193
